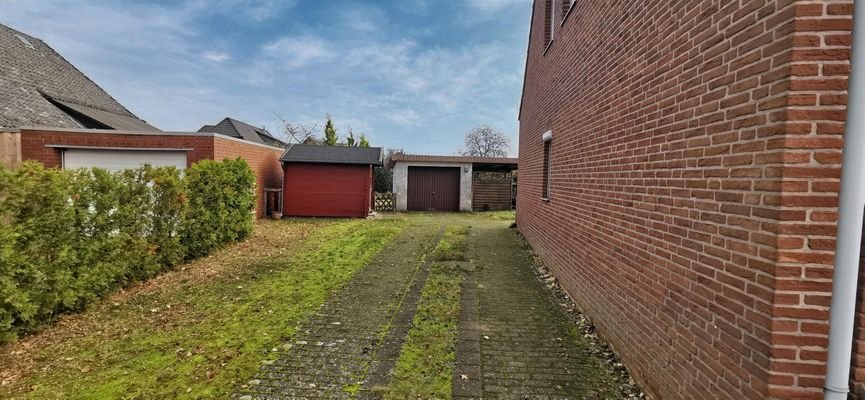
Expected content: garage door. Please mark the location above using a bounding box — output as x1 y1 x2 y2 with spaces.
63 149 187 171
407 167 460 211
283 163 371 217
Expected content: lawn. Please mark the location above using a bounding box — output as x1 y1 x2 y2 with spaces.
0 217 405 399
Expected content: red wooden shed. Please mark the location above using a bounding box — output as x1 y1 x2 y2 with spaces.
280 145 383 218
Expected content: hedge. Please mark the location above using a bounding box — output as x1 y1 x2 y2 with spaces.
0 158 256 342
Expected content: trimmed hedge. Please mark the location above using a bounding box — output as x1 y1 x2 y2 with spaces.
0 158 256 342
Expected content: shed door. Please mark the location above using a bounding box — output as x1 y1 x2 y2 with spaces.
407 166 460 211
63 149 187 171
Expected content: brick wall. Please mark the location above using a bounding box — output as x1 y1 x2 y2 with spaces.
517 1 852 399
19 129 213 167
213 136 284 218
18 128 283 218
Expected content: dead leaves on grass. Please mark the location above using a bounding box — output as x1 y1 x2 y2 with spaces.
0 220 324 393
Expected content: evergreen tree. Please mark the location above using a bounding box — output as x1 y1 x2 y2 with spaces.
359 134 370 148
347 128 356 147
323 115 338 146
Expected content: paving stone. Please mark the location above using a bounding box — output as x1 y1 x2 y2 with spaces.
453 219 622 399
233 223 441 399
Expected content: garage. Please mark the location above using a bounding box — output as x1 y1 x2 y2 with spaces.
62 147 188 171
407 166 461 211
280 145 383 218
390 154 518 212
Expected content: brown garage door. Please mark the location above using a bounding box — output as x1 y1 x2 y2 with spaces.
407 166 460 211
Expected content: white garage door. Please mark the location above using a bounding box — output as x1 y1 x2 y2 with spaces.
63 149 188 171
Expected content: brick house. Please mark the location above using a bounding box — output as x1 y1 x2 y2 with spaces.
199 117 289 148
517 1 854 399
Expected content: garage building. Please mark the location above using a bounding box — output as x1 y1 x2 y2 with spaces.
390 154 517 212
280 145 383 218
9 127 284 218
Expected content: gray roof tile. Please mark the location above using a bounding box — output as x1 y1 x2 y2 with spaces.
280 144 383 165
0 23 158 131
198 117 287 147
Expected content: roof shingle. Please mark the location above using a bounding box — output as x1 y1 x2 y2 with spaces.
198 117 287 147
0 23 158 131
280 144 383 165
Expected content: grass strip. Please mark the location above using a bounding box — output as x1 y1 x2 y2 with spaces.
0 218 404 399
431 225 469 261
383 263 462 400
384 227 468 400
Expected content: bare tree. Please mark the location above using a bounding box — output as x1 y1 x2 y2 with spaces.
460 125 510 157
275 113 319 144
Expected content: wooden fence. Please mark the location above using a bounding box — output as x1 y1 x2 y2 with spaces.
473 171 513 211
374 192 395 212
0 132 21 170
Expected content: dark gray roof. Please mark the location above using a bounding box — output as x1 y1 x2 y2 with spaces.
0 23 159 131
280 144 383 165
198 117 287 147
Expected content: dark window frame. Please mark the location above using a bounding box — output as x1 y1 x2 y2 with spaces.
542 136 552 201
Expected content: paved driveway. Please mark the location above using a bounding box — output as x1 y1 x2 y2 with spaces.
237 213 635 399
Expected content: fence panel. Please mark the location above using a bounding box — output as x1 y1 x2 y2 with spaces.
0 132 21 170
374 192 395 212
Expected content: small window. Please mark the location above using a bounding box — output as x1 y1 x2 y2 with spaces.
544 0 554 46
542 131 552 200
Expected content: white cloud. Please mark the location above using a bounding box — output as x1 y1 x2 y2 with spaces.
263 35 333 69
203 51 230 62
468 0 531 12
336 4 387 33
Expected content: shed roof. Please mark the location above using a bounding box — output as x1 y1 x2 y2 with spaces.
0 23 159 131
280 144 383 165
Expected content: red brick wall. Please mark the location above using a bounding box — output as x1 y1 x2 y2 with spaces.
214 136 284 218
19 129 214 167
517 1 852 399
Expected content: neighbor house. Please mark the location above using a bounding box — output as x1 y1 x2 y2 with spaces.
390 154 517 212
518 1 854 399
0 23 283 218
198 117 288 148
280 144 383 218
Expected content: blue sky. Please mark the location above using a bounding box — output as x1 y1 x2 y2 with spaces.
1 0 531 155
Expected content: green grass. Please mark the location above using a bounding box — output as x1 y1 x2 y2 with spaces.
384 226 468 400
477 210 515 222
384 263 462 400
0 218 404 399
431 225 469 261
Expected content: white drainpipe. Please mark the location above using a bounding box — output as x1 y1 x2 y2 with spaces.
825 3 865 399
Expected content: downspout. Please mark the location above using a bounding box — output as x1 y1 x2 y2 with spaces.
825 2 865 399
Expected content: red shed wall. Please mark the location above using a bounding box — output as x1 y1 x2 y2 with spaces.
283 163 371 218
213 136 284 218
517 1 852 399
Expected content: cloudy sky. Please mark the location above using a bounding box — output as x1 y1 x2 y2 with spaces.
1 0 531 155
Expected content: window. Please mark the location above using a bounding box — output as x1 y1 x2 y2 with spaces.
546 0 576 51
542 130 552 200
544 0 554 47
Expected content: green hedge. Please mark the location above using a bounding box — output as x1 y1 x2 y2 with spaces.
0 158 256 342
